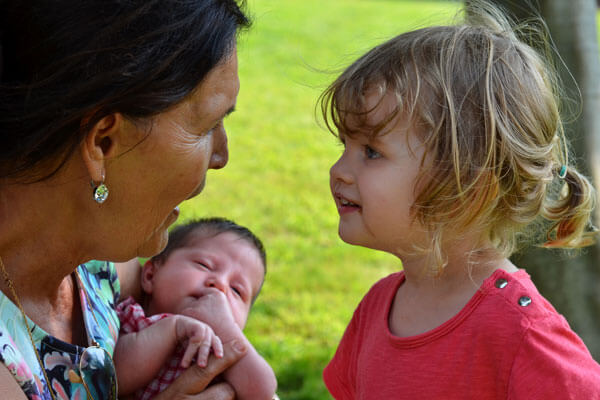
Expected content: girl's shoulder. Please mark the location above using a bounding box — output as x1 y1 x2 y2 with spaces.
358 271 404 306
480 269 559 323
484 271 600 396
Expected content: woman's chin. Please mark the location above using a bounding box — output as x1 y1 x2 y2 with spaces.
137 230 170 258
138 208 180 257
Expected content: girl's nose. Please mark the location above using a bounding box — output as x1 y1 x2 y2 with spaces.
330 154 353 185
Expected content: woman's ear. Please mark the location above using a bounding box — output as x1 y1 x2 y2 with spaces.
141 259 158 295
80 113 124 182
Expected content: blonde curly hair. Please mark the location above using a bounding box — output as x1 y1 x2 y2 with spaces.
320 1 595 271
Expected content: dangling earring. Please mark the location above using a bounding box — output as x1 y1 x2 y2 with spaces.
91 173 109 204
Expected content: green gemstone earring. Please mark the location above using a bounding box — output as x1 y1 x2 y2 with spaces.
91 173 109 204
93 182 109 203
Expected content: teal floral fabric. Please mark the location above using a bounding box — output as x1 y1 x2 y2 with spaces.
0 260 120 399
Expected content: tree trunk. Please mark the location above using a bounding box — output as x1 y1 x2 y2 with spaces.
466 0 600 359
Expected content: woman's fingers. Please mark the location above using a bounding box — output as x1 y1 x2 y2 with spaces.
195 382 236 400
156 339 247 399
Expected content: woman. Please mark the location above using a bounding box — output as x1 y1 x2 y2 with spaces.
0 1 250 399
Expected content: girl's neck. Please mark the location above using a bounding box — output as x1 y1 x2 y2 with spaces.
388 246 518 338
399 238 518 291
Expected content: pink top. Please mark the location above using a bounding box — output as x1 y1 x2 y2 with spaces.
117 296 184 400
324 269 600 399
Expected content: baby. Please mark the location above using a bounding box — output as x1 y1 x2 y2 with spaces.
113 217 277 400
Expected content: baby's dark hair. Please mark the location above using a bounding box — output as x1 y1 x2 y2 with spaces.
151 217 267 299
320 1 595 272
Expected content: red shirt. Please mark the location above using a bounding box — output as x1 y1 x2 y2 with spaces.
324 269 600 399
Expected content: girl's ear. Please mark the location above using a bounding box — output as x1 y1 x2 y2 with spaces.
141 259 158 295
79 112 125 182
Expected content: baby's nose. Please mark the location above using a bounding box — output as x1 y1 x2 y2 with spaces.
205 276 226 292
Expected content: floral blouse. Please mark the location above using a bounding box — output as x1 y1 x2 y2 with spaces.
0 260 120 399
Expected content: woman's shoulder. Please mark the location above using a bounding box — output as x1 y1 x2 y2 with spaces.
0 312 45 399
78 260 121 300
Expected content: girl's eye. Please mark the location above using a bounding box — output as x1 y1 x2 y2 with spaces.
365 145 381 159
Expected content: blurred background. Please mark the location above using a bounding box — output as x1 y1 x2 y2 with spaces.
176 0 600 398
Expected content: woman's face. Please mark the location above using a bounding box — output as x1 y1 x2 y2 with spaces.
103 51 239 259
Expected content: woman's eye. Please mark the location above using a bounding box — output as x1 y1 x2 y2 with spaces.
365 145 381 159
209 121 223 134
198 121 221 137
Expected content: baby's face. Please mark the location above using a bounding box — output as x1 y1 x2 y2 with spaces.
144 231 265 328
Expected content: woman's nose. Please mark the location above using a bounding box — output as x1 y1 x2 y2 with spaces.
209 125 229 170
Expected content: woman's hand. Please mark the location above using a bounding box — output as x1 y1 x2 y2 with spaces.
152 339 247 400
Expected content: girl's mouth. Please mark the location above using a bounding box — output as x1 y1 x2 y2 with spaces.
335 194 361 214
340 198 358 207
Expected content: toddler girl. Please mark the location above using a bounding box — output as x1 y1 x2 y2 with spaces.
321 2 600 399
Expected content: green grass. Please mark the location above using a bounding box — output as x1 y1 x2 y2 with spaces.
178 1 460 398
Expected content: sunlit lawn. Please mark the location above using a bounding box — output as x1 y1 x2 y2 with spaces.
178 1 460 398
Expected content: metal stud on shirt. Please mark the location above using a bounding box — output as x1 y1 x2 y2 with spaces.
518 296 532 307
494 278 508 289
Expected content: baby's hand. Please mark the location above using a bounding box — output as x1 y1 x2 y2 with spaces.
182 289 236 332
173 315 223 368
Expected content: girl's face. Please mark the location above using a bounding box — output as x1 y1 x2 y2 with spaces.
329 91 428 257
99 51 239 260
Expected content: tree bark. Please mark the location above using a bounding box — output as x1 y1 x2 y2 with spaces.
466 0 600 359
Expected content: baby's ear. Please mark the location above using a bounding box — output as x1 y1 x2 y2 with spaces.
140 259 158 294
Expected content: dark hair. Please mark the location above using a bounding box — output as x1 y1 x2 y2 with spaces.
0 0 250 181
152 217 267 300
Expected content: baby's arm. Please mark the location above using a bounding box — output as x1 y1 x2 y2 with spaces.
114 314 223 396
182 290 277 400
